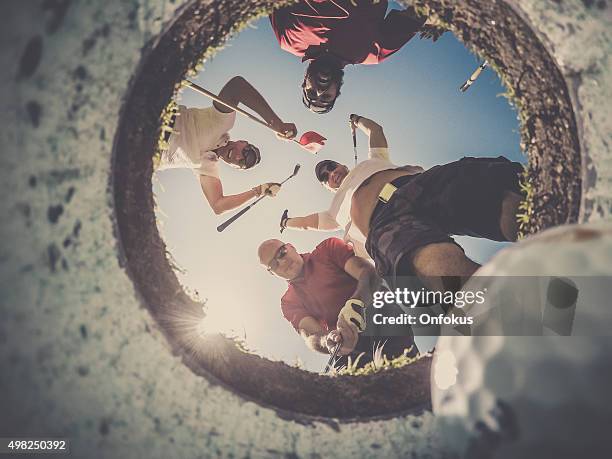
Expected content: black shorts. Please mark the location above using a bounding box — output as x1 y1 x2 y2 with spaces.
365 156 523 278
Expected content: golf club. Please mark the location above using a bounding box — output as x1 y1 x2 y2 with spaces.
459 60 488 92
185 81 325 152
351 119 357 166
216 164 301 232
323 339 343 374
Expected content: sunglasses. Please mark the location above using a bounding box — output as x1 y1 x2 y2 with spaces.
267 244 288 272
316 161 339 184
237 144 260 169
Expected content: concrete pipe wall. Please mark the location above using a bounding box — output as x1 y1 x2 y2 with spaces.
1 1 610 457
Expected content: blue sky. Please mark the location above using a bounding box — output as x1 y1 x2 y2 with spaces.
153 6 523 371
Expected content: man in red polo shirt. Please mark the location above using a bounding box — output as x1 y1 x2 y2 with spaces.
269 1 444 113
257 237 418 367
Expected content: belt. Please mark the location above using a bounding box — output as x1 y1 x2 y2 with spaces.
370 174 419 225
378 174 418 203
378 182 398 203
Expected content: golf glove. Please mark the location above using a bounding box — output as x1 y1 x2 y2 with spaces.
338 299 366 333
255 183 280 197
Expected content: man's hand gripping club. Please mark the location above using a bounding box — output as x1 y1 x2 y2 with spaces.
326 299 365 356
253 183 281 198
326 258 379 356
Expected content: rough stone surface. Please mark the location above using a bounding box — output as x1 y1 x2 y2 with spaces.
505 0 612 223
0 1 610 458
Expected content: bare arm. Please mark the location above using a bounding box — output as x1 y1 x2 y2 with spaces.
297 316 329 354
351 115 387 149
343 256 382 307
286 213 319 230
285 212 340 231
200 175 257 215
216 76 296 137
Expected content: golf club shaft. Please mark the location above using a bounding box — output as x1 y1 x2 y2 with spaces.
279 174 295 186
185 80 300 144
216 168 298 232
324 340 342 373
460 60 488 92
352 125 357 166
216 198 262 232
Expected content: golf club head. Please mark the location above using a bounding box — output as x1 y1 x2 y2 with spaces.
292 164 301 176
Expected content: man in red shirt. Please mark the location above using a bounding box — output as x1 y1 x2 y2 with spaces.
269 1 444 113
257 237 418 367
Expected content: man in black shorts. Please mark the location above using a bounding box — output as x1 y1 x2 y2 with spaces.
281 114 524 292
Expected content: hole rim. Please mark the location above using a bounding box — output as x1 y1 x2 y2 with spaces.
112 0 581 421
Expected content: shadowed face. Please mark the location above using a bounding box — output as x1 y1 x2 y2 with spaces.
315 160 350 191
302 56 344 114
216 140 260 169
258 239 304 280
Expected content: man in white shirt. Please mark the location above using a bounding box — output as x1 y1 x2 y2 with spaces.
158 76 297 214
280 114 524 293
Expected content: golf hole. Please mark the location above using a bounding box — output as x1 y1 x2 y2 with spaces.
113 0 581 420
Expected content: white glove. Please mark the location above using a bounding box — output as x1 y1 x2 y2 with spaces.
255 182 281 197
337 298 366 333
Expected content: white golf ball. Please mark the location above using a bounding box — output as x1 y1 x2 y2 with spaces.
432 222 612 458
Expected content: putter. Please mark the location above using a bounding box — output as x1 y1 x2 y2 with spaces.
459 60 488 92
323 339 342 374
216 164 301 232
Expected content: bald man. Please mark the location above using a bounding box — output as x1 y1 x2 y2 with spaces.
258 237 418 367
